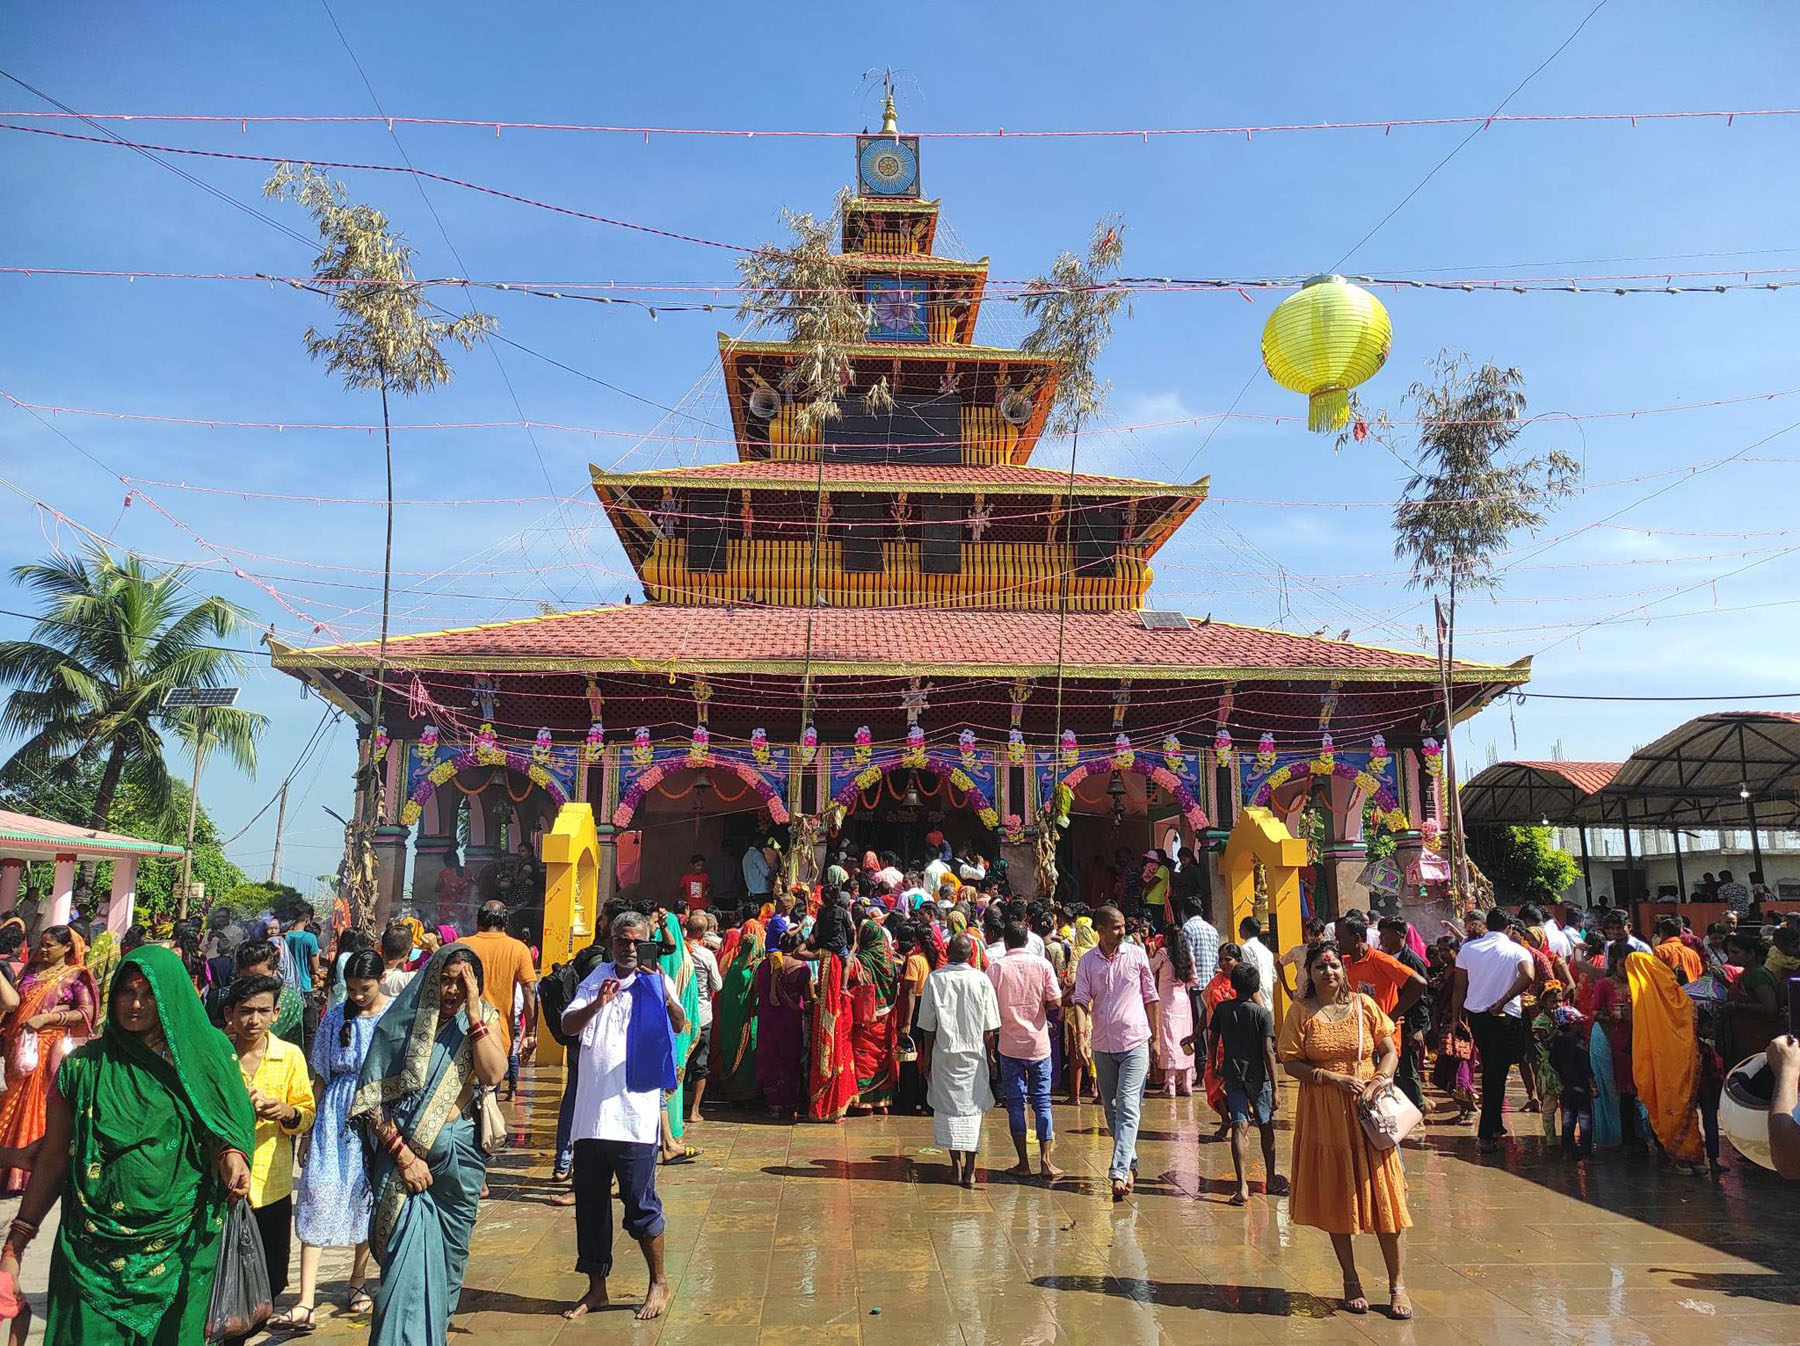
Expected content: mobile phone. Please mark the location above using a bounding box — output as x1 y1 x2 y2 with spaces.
635 937 672 968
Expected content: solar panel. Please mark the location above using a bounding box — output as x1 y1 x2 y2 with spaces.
1138 611 1191 630
163 686 241 709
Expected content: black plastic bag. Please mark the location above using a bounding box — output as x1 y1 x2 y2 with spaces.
205 1200 272 1342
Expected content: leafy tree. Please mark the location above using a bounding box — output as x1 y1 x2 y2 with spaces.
215 880 308 926
0 762 246 923
0 543 265 849
1354 354 1582 902
264 163 495 795
1467 824 1580 905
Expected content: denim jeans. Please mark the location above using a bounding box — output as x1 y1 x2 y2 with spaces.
1560 1093 1594 1156
1093 1043 1149 1181
554 1050 582 1174
1000 1054 1054 1142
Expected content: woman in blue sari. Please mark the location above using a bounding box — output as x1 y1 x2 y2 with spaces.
351 943 508 1346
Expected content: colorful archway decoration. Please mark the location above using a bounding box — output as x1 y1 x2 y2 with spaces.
1058 759 1209 831
1250 758 1409 832
834 753 1000 831
613 753 788 830
401 747 568 828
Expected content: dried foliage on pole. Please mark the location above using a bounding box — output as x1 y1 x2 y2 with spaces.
1020 217 1130 435
265 162 495 927
736 189 893 435
1356 352 1582 903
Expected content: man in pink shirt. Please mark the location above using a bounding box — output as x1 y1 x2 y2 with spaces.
1072 905 1160 1200
987 919 1066 1182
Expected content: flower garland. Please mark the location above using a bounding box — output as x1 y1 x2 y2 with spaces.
801 723 818 766
631 727 653 767
614 757 788 829
1421 737 1443 778
1112 732 1135 770
1254 731 1277 772
418 724 440 762
901 724 927 768
372 725 390 764
689 724 710 763
532 727 553 765
584 720 604 764
750 727 771 767
1002 812 1025 844
853 725 873 767
958 729 979 771
1007 727 1026 766
1162 733 1183 773
1059 729 1078 769
475 723 503 766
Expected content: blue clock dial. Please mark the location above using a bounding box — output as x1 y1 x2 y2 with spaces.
858 137 919 197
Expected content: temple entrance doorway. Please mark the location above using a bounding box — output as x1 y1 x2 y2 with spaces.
615 764 784 914
836 768 995 882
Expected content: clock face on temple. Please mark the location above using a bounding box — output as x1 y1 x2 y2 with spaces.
856 134 921 198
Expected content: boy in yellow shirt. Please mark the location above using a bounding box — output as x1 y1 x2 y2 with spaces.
223 973 316 1340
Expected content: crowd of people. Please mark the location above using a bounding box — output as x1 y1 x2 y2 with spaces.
0 846 1789 1338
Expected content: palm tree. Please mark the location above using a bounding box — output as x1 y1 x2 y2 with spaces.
0 543 266 836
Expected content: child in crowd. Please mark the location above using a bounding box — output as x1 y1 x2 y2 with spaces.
1547 1007 1595 1158
1695 1004 1727 1175
1205 961 1285 1205
1531 984 1566 1142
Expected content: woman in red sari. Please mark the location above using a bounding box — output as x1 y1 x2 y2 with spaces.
849 920 898 1114
808 948 859 1123
0 925 98 1190
1196 943 1242 1139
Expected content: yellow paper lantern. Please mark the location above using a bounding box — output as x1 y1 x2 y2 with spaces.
1261 275 1393 432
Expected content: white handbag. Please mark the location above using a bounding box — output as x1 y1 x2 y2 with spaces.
1354 996 1422 1150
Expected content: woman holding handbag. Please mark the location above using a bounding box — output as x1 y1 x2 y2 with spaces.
1278 942 1413 1321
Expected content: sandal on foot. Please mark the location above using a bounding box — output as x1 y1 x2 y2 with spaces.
1342 1281 1369 1314
269 1306 318 1334
347 1285 374 1314
662 1145 703 1165
1389 1287 1414 1320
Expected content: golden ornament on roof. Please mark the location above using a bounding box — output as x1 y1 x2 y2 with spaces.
1260 275 1393 432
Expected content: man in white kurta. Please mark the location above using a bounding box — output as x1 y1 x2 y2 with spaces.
917 932 1002 1187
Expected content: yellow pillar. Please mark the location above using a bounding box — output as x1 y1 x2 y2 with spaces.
1221 807 1308 1025
536 801 601 1065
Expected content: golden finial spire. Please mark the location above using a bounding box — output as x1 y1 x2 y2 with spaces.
880 69 898 135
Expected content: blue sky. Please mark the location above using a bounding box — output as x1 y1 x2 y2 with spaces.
3 2 1797 889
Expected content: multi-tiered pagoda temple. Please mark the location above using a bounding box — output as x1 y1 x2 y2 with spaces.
272 96 1529 939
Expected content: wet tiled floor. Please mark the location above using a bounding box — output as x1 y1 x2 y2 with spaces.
18 1068 1800 1343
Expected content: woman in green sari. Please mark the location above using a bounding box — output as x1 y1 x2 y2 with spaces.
352 942 508 1346
657 911 703 1160
849 919 899 1114
1 945 254 1345
709 918 765 1103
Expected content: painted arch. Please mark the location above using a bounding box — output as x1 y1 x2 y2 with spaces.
833 753 999 828
1058 758 1209 831
613 752 789 830
401 747 568 829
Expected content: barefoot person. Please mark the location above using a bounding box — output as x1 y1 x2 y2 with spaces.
559 911 687 1323
987 919 1065 1181
917 932 1002 1188
1206 960 1285 1205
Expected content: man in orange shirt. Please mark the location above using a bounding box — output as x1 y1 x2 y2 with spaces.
1335 915 1426 1020
1651 914 1704 986
463 900 539 1071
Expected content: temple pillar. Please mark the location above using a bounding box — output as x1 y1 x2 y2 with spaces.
371 825 410 927
411 833 456 919
1323 772 1370 918
105 855 139 936
0 860 23 912
48 854 77 930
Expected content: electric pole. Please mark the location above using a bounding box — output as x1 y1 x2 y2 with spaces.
269 780 289 885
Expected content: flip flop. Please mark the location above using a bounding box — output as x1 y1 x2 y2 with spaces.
1228 1193 1248 1207
662 1145 703 1165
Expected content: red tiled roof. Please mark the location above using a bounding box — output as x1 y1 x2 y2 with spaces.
1504 761 1623 795
589 461 1205 496
274 605 1527 684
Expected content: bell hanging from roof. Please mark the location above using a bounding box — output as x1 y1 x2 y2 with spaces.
1260 275 1393 432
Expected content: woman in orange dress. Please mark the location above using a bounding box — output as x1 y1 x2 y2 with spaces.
0 925 99 1191
1278 941 1412 1321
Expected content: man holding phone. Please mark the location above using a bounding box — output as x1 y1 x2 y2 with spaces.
559 910 687 1323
